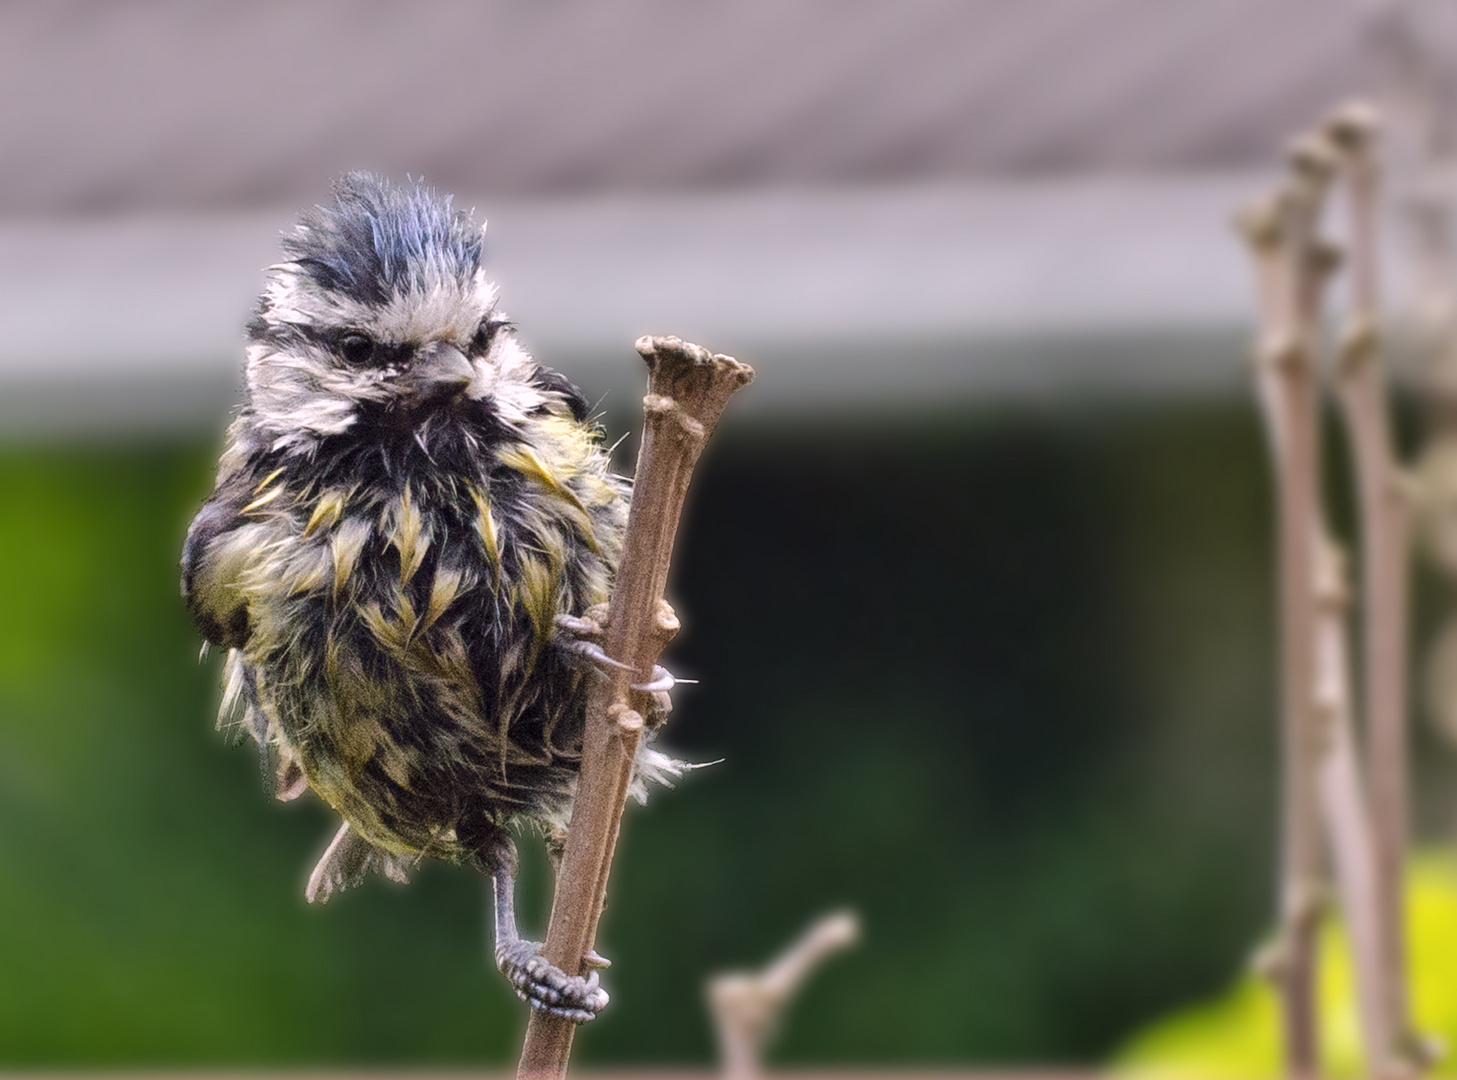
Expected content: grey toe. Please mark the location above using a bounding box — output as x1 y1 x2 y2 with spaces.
496 939 609 1024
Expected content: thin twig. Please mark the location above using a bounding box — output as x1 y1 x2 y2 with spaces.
1238 148 1332 1079
1289 134 1395 1077
1326 101 1418 1079
706 911 860 1080
517 336 753 1080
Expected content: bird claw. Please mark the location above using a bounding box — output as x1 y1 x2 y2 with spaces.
555 612 605 640
562 633 677 695
566 639 634 672
557 607 678 723
630 664 676 693
584 948 612 970
495 938 609 1023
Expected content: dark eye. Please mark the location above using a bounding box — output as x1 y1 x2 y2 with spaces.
471 319 506 356
337 332 375 367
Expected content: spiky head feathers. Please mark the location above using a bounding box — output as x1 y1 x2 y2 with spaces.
283 171 485 308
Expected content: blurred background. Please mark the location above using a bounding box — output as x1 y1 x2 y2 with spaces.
6 0 1457 1072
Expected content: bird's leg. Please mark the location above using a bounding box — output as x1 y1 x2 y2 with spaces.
492 865 609 1023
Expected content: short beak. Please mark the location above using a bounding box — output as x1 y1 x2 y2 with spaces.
402 342 476 405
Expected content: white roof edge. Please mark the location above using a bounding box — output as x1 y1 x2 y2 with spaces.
0 174 1303 432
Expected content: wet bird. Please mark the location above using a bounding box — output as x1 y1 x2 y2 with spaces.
181 173 677 1022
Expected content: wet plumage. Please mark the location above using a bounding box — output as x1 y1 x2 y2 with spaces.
181 174 660 1020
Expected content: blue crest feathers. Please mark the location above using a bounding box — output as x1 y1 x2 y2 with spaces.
283 172 484 304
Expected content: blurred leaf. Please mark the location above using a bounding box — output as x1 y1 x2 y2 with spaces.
1115 853 1457 1079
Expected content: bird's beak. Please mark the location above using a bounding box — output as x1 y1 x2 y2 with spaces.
402 342 476 405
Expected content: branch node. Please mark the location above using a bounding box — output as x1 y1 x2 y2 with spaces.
654 598 681 639
1287 132 1339 189
1263 334 1304 373
611 705 644 739
1339 317 1381 376
1235 198 1285 252
1309 238 1345 283
1326 100 1382 154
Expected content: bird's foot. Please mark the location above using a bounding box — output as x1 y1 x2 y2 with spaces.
556 604 680 726
495 938 609 1023
557 608 629 673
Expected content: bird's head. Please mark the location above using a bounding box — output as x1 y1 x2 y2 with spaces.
243 172 545 453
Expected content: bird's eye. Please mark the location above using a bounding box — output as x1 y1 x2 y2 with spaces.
471 319 506 356
337 332 375 367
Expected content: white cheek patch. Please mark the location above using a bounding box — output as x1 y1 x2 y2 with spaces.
245 342 373 449
467 334 547 425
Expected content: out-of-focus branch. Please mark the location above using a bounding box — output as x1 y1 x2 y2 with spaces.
1311 534 1392 1079
706 911 860 1080
1239 115 1440 1077
1237 145 1335 1080
1326 102 1419 1078
1238 131 1402 1077
517 336 753 1080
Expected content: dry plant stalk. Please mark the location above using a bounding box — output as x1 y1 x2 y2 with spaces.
706 911 860 1080
1327 103 1418 1073
1238 136 1389 1080
1238 148 1336 1080
1240 107 1424 1080
517 336 753 1080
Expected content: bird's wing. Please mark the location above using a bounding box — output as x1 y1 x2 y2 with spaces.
530 365 592 422
180 471 263 649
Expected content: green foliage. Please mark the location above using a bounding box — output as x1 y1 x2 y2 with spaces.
1116 854 1457 1079
0 408 1302 1065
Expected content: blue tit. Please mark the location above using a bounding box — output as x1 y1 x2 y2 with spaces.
182 173 679 1022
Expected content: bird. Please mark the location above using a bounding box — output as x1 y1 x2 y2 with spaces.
181 172 678 1023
